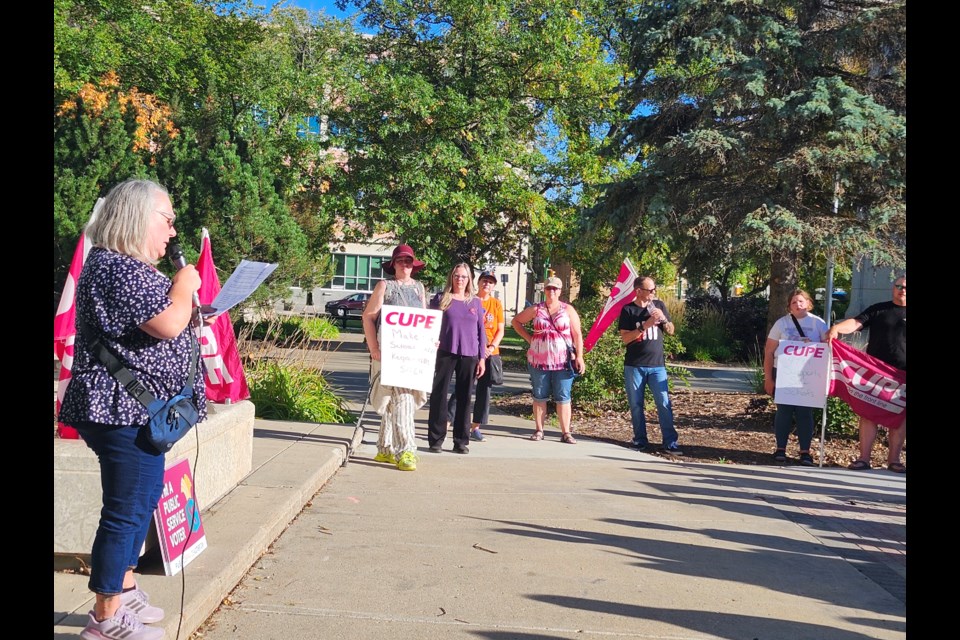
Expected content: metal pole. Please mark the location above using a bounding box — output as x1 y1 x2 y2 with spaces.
515 237 522 316
818 175 841 468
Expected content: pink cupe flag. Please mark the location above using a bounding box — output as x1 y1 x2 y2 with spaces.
53 200 102 438
582 257 639 353
828 339 906 429
196 228 250 403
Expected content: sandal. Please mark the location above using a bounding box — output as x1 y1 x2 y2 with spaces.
529 431 544 441
848 459 871 471
887 462 907 474
560 433 577 444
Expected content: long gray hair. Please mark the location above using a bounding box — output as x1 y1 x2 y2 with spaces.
85 179 169 264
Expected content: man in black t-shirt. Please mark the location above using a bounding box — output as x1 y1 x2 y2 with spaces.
827 276 907 473
618 276 682 455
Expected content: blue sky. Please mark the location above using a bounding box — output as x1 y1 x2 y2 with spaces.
261 1 352 20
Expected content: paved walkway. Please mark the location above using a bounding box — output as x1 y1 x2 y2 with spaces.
53 334 905 639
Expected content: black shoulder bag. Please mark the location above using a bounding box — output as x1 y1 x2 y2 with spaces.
790 315 806 339
82 319 200 453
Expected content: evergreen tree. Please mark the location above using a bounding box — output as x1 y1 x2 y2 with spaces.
582 0 905 326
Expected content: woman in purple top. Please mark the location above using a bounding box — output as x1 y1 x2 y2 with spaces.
59 179 206 640
427 263 487 454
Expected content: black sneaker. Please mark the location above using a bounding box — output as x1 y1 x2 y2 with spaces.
630 441 648 452
799 452 815 466
453 445 469 454
428 445 443 454
773 449 787 462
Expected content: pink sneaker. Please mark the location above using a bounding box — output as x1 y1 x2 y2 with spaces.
80 607 164 640
119 584 165 623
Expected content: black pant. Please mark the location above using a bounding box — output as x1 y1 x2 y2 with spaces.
429 350 478 448
447 362 491 426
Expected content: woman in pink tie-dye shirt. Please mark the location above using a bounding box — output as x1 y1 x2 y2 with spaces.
510 276 585 444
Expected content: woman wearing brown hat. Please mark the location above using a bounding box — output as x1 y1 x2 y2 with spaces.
362 244 428 471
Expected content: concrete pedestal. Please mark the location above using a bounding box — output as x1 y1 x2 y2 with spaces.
53 401 255 564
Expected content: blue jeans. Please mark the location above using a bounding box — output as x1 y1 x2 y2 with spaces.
528 365 575 404
73 423 166 596
774 404 814 451
624 365 678 447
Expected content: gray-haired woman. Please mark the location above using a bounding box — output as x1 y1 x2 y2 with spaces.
59 178 207 640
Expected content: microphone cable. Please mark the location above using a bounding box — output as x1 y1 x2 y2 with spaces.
165 240 202 640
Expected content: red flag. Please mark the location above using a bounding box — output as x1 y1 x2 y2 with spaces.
583 257 639 353
196 228 250 403
53 200 102 438
828 339 906 429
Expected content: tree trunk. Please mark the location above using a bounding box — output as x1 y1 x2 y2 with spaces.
767 252 799 332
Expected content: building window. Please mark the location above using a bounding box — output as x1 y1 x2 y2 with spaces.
326 254 384 291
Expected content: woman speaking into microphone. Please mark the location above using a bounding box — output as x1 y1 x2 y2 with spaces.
59 178 208 640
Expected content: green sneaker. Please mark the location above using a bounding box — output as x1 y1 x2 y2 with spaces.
374 451 396 464
396 451 418 471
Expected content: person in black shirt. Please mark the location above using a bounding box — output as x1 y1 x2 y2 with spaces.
827 276 907 473
618 276 682 455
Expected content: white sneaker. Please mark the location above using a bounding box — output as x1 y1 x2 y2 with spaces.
80 606 164 640
119 584 165 623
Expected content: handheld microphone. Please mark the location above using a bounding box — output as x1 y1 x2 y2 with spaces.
166 242 202 309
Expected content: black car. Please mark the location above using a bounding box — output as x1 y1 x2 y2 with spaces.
325 292 371 318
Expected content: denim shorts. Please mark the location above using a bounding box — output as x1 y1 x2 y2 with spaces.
528 365 575 404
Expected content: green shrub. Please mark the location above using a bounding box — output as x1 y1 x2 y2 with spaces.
691 347 714 363
574 327 630 412
814 397 860 439
299 316 341 341
681 305 730 363
746 342 766 394
234 316 305 344
574 319 691 415
246 360 351 423
682 292 768 363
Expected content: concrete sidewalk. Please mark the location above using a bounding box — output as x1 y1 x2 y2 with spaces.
54 336 904 639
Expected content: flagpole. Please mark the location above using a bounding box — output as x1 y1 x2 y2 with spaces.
818 176 840 467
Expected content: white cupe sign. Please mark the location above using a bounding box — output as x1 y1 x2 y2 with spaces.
379 305 443 392
774 340 830 409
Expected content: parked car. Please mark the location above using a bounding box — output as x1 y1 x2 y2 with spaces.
325 292 371 318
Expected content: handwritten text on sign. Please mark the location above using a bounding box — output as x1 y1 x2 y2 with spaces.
379 305 442 392
153 457 207 576
774 341 830 409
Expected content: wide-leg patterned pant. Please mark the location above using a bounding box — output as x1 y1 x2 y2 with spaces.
377 387 418 455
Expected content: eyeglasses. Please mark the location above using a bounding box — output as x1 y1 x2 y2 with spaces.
155 209 176 229
894 284 906 291
637 287 656 293
393 257 414 265
545 286 560 291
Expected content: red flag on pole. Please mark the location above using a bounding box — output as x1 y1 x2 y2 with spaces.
582 257 639 353
196 228 250 403
53 200 102 438
828 339 906 429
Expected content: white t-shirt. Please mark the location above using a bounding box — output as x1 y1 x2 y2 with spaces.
768 313 828 368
